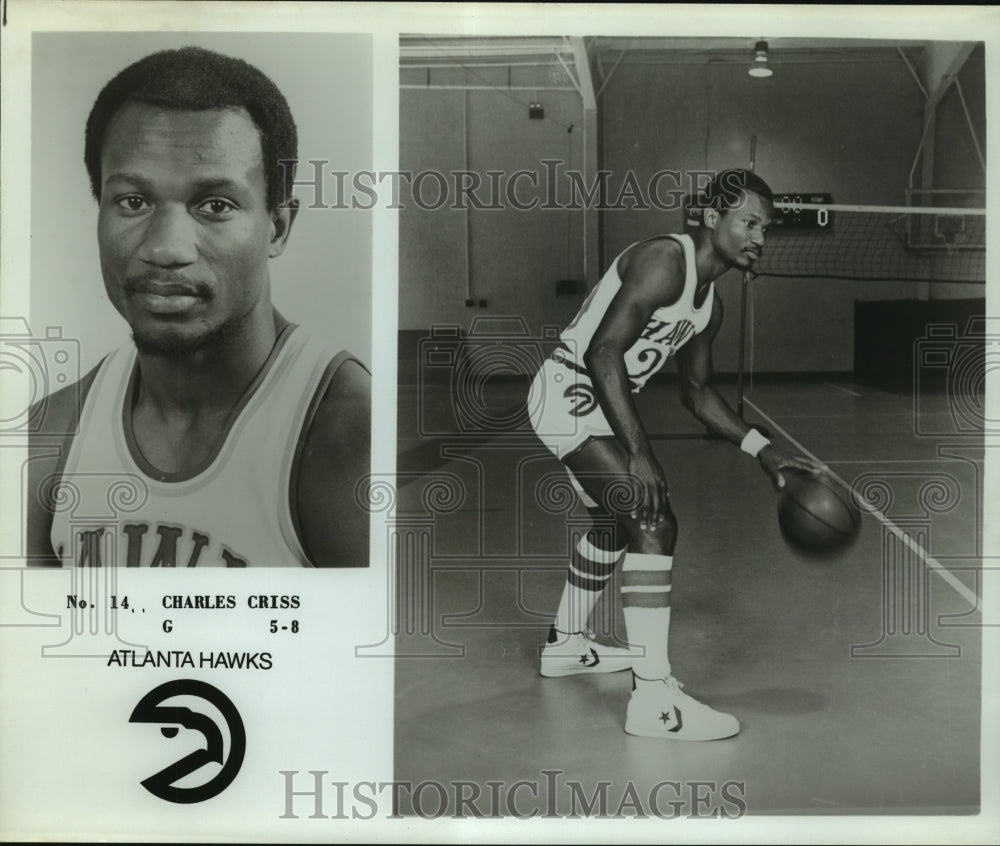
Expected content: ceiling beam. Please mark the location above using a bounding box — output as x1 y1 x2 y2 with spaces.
919 41 975 109
569 36 596 111
399 36 571 60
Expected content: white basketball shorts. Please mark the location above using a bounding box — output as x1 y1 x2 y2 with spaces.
528 349 616 463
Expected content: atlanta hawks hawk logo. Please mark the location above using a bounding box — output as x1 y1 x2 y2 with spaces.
564 383 598 417
130 679 246 803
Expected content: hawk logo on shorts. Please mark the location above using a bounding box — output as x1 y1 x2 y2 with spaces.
564 383 598 417
130 679 246 803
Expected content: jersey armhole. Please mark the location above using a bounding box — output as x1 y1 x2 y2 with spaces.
287 351 366 567
30 362 104 565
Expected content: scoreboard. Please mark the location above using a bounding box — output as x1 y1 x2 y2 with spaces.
771 193 834 230
685 192 833 230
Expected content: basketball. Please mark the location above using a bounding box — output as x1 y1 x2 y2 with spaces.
778 469 861 554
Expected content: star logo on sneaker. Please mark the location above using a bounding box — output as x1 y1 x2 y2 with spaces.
659 706 683 732
578 648 600 668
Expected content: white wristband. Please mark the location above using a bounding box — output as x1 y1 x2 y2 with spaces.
740 429 771 458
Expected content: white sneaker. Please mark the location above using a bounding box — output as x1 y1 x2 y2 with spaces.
539 626 635 678
625 674 739 741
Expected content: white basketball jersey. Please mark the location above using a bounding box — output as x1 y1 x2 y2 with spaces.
50 325 350 567
559 234 714 392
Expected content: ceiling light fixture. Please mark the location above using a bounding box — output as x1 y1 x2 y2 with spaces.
748 39 773 78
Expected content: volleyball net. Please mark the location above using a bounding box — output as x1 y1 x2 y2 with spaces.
754 191 986 285
733 191 987 414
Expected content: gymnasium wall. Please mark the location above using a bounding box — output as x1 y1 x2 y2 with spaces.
399 49 985 374
600 59 928 374
399 87 586 335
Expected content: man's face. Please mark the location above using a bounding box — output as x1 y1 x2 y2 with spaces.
97 103 290 356
706 190 773 272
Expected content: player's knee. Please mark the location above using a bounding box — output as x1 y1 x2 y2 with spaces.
644 509 678 548
617 508 677 554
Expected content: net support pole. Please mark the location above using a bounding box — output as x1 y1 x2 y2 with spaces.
737 270 750 419
739 133 756 420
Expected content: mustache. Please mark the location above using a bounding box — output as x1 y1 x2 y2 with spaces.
124 271 213 298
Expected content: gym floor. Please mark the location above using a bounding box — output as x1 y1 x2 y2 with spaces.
393 374 983 817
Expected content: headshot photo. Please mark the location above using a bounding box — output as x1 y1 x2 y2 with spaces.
24 32 373 568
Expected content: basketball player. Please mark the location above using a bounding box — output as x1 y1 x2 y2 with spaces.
529 169 820 739
25 47 371 568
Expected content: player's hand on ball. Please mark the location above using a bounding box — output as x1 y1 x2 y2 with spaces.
627 450 668 530
758 446 825 491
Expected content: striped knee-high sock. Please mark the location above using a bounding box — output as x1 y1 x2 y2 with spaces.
621 553 673 678
551 534 625 637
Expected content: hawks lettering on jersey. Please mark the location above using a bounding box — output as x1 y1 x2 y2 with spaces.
641 317 696 348
68 523 250 568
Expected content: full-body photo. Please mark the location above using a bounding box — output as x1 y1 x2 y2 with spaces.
531 169 820 739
